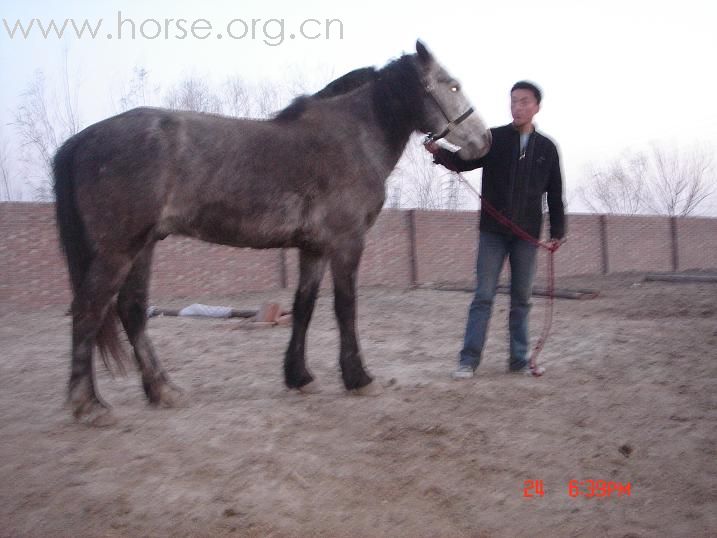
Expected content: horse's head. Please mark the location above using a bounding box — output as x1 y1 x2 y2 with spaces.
415 40 491 160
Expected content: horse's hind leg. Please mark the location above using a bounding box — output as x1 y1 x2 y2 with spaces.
117 244 184 408
284 249 327 390
69 253 133 426
330 242 374 392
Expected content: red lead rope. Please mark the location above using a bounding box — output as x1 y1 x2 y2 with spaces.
446 168 560 377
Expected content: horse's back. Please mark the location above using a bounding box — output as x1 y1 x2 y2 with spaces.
57 100 386 253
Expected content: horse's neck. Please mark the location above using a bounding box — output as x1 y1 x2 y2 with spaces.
373 79 422 159
346 91 414 179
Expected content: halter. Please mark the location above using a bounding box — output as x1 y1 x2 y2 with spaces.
423 83 475 143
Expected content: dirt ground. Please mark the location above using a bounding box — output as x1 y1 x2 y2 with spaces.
1 273 716 537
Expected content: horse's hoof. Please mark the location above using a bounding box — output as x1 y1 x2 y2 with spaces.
298 381 321 394
72 400 117 427
151 383 188 408
88 409 118 427
351 381 383 397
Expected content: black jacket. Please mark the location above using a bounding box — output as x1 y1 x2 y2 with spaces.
435 123 566 240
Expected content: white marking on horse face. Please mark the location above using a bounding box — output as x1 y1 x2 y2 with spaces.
418 45 491 160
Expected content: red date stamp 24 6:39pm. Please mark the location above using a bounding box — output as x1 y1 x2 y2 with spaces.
523 479 632 498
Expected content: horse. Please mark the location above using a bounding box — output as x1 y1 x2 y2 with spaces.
53 40 492 425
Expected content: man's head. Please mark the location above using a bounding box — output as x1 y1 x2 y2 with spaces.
510 81 541 131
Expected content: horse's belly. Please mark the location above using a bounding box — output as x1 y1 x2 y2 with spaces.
158 206 304 249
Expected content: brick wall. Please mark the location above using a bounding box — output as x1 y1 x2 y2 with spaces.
605 215 673 273
536 214 605 281
412 210 479 285
0 203 70 309
676 217 717 270
360 210 413 286
152 238 282 298
1 202 716 311
283 209 413 290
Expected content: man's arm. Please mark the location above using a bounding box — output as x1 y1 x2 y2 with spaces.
424 143 487 172
546 147 566 240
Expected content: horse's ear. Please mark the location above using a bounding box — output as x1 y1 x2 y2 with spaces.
416 40 434 65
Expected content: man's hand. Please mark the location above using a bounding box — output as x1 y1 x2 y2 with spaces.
423 140 440 155
547 237 567 251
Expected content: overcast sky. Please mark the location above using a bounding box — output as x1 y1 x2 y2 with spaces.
1 0 716 212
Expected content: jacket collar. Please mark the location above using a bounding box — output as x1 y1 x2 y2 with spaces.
509 122 536 135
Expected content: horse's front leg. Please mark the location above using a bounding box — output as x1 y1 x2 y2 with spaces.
330 243 374 392
284 249 327 390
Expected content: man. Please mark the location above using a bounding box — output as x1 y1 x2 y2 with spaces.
425 81 566 378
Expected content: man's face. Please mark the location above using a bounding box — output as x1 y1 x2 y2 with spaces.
511 89 540 128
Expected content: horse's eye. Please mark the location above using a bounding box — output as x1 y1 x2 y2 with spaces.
451 85 460 93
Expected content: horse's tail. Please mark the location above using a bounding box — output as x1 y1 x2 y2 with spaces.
53 137 127 374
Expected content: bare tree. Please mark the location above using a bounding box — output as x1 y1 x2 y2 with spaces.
644 144 714 216
579 152 647 214
395 138 442 209
15 72 59 181
563 185 580 214
165 75 292 118
251 80 286 118
391 135 474 210
224 72 321 120
222 75 252 118
59 51 80 136
580 145 715 216
279 67 316 99
164 76 223 114
14 63 81 201
119 66 160 111
0 139 18 201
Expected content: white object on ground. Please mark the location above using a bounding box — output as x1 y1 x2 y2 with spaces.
178 303 234 318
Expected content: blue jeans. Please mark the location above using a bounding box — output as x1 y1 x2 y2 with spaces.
459 231 538 370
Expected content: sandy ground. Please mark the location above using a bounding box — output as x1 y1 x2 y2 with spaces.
1 273 716 537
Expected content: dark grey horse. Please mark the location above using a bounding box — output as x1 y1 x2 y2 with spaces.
53 41 491 425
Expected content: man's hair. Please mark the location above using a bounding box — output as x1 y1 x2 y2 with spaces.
511 81 542 104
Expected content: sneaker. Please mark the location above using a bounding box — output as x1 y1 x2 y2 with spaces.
452 365 476 379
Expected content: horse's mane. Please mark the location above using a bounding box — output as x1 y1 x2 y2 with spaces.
314 67 378 98
370 54 425 150
272 54 424 146
273 67 378 122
